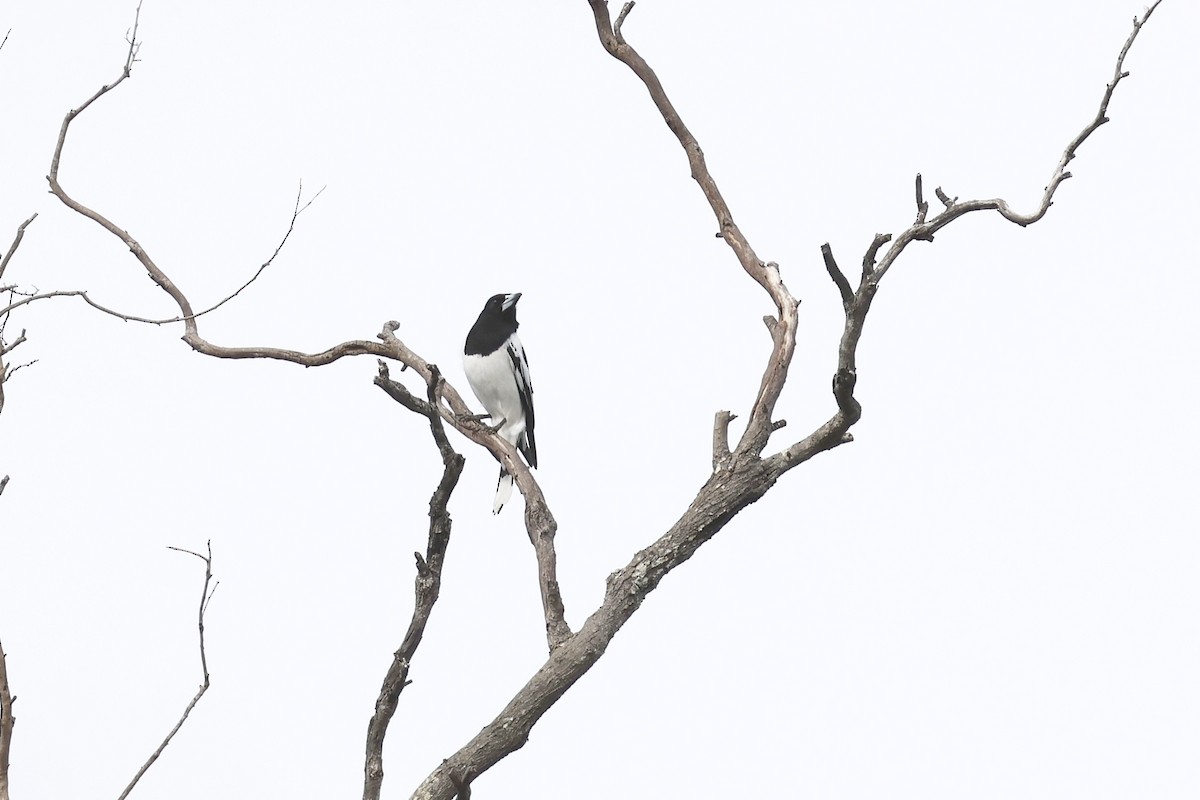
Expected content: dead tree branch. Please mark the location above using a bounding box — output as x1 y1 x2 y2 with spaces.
588 0 799 459
403 3 1165 797
363 363 465 800
867 0 1163 283
0 637 13 800
117 541 216 800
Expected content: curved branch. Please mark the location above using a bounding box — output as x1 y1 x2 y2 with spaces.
588 0 798 456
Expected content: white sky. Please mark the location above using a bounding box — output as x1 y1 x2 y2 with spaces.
2 1 1198 798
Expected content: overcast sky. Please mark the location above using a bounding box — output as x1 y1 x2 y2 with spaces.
2 1 1198 798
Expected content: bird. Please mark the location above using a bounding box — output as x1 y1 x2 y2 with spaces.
462 292 537 514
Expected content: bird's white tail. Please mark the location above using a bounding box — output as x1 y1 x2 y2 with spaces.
493 468 514 514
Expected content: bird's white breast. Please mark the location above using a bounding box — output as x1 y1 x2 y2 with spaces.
463 343 527 445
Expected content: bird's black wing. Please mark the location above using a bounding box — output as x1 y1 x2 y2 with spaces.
507 337 537 468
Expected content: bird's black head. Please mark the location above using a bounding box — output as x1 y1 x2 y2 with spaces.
465 293 522 355
483 292 521 320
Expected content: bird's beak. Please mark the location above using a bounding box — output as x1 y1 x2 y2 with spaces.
502 292 522 311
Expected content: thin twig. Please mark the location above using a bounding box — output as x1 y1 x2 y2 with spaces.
0 190 324 326
118 541 215 800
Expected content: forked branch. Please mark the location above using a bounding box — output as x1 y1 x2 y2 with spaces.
363 363 465 800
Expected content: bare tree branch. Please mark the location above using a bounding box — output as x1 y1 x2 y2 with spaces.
588 0 799 458
867 0 1163 283
363 363 465 800
404 4 1165 797
0 191 325 327
117 541 215 800
0 637 13 800
765 0 1164 475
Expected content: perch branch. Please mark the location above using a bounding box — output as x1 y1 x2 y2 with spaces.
363 364 466 800
374 331 571 652
117 540 215 800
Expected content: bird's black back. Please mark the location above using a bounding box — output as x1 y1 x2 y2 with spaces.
464 293 520 356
